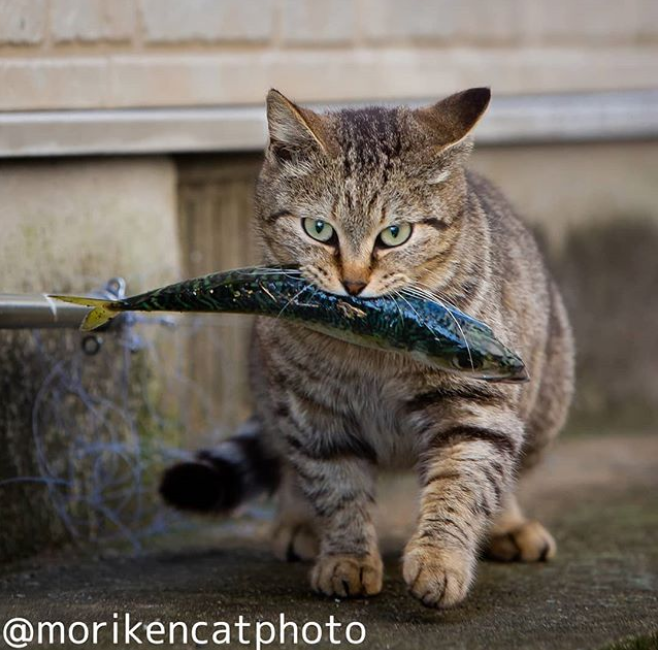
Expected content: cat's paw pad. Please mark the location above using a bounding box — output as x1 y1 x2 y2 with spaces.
403 546 474 608
311 554 383 598
486 520 556 562
272 522 319 562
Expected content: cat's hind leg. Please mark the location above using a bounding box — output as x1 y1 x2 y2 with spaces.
484 286 573 564
272 467 319 562
484 492 556 562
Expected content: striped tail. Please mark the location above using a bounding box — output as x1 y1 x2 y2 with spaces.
159 418 280 513
49 295 121 331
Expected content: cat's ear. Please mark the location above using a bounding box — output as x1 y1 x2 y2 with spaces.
413 87 491 152
266 89 329 163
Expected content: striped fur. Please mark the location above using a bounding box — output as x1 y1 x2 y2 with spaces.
162 88 575 608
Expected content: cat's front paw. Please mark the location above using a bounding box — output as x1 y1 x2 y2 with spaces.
402 544 475 608
311 553 383 598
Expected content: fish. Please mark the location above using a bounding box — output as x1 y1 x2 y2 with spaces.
51 266 528 383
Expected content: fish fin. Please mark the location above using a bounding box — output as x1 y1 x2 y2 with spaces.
49 295 120 331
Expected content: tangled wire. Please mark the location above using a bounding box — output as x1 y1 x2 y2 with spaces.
0 310 258 554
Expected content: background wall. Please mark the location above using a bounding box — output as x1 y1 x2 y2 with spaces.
0 0 656 110
472 143 658 431
0 159 182 562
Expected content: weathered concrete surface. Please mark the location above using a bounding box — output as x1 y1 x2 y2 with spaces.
0 158 179 293
0 158 181 562
0 433 656 650
471 142 658 249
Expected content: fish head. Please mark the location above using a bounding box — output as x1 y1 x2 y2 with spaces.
444 338 529 383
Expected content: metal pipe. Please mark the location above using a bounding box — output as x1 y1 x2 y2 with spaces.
0 278 126 330
0 293 89 329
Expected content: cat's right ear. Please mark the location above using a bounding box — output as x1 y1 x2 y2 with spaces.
266 89 328 164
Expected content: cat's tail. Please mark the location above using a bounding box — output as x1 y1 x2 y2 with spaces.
159 418 280 513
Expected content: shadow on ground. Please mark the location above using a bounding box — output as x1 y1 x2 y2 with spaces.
1 434 656 650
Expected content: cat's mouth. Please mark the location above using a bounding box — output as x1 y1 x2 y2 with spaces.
300 266 414 300
313 283 392 300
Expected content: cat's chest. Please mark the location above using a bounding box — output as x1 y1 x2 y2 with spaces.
261 323 440 467
321 356 427 468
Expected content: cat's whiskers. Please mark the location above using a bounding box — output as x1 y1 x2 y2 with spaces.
275 284 313 319
300 264 330 292
392 290 435 340
374 272 410 298
387 289 407 324
410 282 462 312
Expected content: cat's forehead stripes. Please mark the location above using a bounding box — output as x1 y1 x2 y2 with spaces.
331 107 404 244
336 107 403 178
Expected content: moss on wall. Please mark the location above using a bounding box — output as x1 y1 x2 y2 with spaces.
547 218 658 433
0 158 181 563
0 328 179 562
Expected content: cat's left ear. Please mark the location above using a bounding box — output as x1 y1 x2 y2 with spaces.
266 89 329 163
413 87 491 153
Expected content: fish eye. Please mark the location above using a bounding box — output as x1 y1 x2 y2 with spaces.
302 218 336 244
377 222 412 248
452 354 481 370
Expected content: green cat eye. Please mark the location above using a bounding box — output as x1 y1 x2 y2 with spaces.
378 222 412 248
303 218 336 244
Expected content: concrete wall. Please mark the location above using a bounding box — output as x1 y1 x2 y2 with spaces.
0 0 657 110
0 158 182 562
1 158 180 292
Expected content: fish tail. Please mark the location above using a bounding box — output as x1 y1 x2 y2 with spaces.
49 295 121 331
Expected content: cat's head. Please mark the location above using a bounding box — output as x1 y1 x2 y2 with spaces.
255 88 491 298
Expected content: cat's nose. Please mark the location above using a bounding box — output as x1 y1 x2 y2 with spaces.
342 279 367 296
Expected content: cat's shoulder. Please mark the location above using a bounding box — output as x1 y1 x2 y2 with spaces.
465 168 530 236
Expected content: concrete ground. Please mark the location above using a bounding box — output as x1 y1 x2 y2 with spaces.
1 433 657 650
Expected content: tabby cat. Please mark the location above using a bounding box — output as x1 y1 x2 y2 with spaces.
161 87 575 608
